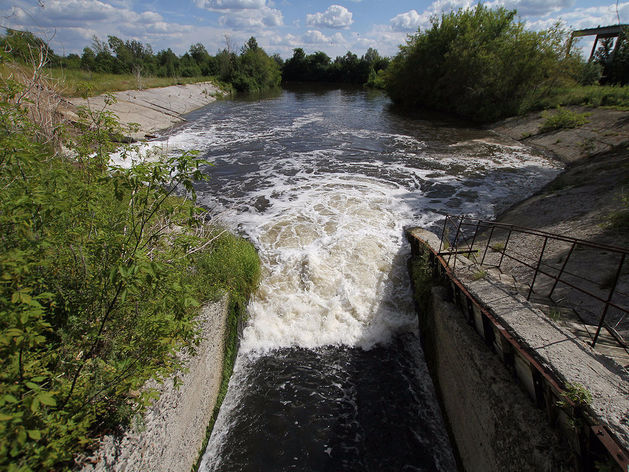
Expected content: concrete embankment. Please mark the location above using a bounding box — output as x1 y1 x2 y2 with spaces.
66 82 223 141
75 82 230 471
407 228 629 471
406 107 629 471
81 296 229 472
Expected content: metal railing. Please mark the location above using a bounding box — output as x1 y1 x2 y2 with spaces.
438 215 629 349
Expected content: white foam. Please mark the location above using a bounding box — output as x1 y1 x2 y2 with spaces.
232 176 417 354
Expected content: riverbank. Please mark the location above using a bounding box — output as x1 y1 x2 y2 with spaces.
64 81 224 141
402 106 629 472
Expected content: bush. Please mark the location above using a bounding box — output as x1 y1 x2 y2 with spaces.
0 77 259 470
384 5 571 122
577 61 602 86
539 106 590 132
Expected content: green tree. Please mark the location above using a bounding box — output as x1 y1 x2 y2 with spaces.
385 5 570 121
0 29 56 64
232 37 281 92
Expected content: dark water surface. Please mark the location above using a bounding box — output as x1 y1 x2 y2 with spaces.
131 85 561 471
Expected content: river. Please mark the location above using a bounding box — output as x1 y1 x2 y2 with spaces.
135 85 561 471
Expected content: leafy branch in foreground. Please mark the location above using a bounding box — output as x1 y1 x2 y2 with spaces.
0 73 259 470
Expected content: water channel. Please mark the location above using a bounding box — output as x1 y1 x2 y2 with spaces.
142 85 562 471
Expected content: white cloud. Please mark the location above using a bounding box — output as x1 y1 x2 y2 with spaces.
302 29 346 44
525 2 629 30
194 0 266 10
306 4 353 29
487 0 574 16
218 7 283 28
390 10 423 32
1 0 194 54
389 0 472 32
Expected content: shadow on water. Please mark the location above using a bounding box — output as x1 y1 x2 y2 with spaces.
205 246 456 472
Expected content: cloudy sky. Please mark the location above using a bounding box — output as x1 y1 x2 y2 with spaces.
1 0 627 59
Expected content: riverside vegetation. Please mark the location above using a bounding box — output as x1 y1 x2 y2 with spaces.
383 5 626 121
0 55 260 470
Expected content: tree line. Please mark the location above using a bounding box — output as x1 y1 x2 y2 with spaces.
3 10 627 117
0 29 390 92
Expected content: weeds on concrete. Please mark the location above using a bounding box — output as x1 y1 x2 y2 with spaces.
557 383 592 408
491 242 505 252
548 307 562 321
539 106 590 133
605 191 629 233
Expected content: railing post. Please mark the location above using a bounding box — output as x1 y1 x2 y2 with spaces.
548 242 576 299
592 253 626 348
498 227 513 269
528 237 549 300
481 226 495 265
451 217 463 270
468 220 481 263
438 216 449 255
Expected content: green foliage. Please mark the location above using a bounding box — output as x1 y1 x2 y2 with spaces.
0 75 259 469
229 38 281 93
384 5 573 122
606 191 629 232
593 28 629 85
534 84 629 111
557 383 592 408
577 61 603 86
539 106 590 132
0 29 57 65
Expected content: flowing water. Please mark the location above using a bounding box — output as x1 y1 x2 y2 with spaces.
124 85 562 471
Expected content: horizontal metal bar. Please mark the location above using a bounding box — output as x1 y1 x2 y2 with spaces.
438 249 479 256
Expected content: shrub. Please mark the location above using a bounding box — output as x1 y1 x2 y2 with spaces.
384 5 571 122
0 76 259 470
539 106 590 132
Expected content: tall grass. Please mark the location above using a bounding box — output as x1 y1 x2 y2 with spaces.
531 85 629 112
0 63 214 97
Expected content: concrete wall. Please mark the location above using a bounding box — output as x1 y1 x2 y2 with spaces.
67 82 223 141
426 286 571 471
408 227 629 472
81 296 229 472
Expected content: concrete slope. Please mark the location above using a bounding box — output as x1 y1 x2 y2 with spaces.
67 82 222 140
80 296 229 472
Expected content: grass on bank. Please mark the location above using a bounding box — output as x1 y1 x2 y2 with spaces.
529 85 629 112
0 62 219 97
0 69 259 470
539 106 591 132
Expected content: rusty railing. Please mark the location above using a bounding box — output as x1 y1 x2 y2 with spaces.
438 215 629 349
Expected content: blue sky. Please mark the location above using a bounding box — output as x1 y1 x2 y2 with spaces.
1 0 626 59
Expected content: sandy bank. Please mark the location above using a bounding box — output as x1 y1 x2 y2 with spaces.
66 82 223 141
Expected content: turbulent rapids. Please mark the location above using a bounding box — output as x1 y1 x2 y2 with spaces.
120 85 561 471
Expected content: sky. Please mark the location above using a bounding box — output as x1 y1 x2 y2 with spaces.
1 0 628 59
